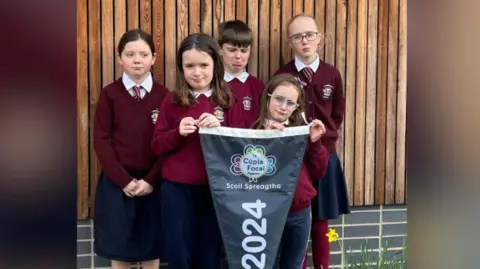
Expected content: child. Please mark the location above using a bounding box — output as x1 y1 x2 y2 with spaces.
93 29 168 269
151 33 245 269
252 74 329 269
218 20 265 127
274 14 351 269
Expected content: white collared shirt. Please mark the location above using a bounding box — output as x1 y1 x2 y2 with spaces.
294 55 320 73
190 88 213 99
224 71 250 83
122 72 153 99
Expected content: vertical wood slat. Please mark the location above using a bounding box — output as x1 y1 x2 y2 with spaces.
354 0 367 205
270 0 281 76
224 0 236 21
365 0 378 205
177 0 189 47
314 0 326 61
247 0 259 76
77 0 89 220
189 0 201 33
304 0 314 17
324 0 336 65
258 0 270 82
114 1 127 80
212 0 224 40
236 0 247 22
164 0 176 90
152 0 165 84
127 0 139 29
201 0 213 35
375 0 389 205
396 0 407 204
77 0 409 219
140 0 152 33
87 0 102 217
335 0 346 167
385 0 399 204
293 0 303 15
280 0 292 65
344 0 356 205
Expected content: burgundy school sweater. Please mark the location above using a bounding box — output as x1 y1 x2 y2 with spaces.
93 79 169 189
274 60 345 153
151 93 246 185
290 139 329 213
227 75 265 128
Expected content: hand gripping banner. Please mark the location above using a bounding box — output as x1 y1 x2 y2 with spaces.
199 126 310 269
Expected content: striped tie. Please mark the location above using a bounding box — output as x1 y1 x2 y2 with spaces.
302 67 314 84
132 86 142 101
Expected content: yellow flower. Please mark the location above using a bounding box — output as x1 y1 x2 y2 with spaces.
326 228 339 243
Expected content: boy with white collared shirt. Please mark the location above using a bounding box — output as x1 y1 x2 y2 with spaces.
218 20 265 127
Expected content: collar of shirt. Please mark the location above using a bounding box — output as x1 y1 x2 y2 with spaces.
294 55 320 73
122 72 153 92
224 71 250 83
190 88 213 99
265 118 289 126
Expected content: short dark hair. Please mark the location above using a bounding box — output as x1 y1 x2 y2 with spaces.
218 20 253 48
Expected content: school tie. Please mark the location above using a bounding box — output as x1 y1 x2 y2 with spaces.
302 66 314 84
132 86 142 101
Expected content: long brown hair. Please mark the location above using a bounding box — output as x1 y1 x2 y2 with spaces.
252 74 306 129
174 33 233 108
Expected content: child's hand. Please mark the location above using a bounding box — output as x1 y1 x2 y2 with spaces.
196 113 220 127
123 179 139 197
309 119 326 142
133 179 153 196
265 121 285 131
179 117 197 136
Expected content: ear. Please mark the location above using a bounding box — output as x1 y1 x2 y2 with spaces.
151 52 157 65
117 53 123 66
217 44 223 56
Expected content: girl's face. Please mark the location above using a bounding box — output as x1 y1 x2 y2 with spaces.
118 39 156 78
267 84 300 123
182 48 214 92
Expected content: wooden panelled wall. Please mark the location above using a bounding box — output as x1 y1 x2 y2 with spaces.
77 0 407 219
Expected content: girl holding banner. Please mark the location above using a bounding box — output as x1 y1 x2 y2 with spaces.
151 33 245 269
252 74 330 269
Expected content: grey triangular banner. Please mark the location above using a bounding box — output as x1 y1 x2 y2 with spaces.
199 126 310 269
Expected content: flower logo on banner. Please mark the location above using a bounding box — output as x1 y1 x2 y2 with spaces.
230 145 276 182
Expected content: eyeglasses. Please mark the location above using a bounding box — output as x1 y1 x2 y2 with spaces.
289 31 319 44
268 94 299 109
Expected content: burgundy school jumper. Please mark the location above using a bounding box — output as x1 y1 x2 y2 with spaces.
93 78 169 188
226 73 265 128
151 92 246 185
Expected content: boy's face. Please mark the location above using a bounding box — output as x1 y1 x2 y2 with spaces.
219 43 251 75
288 17 321 60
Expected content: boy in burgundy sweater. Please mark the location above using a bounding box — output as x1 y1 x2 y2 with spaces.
252 74 329 269
218 20 265 128
93 29 168 269
274 14 351 269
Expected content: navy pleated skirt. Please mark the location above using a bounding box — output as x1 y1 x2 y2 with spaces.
312 153 351 220
93 171 163 262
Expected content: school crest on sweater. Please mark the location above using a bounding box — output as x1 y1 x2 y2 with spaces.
213 106 224 122
242 96 252 111
322 84 333 99
151 108 159 124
